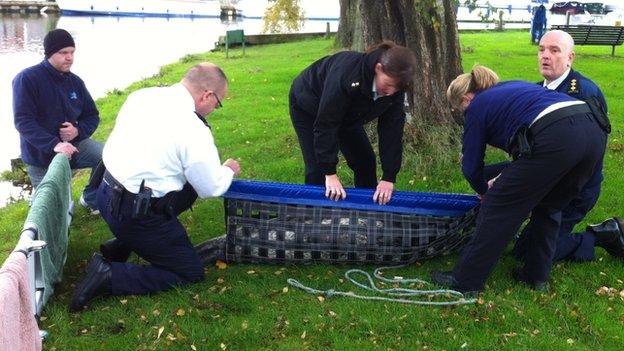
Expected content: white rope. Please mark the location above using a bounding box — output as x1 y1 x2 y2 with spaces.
287 265 477 306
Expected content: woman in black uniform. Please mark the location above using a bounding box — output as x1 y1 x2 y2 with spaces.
431 65 607 292
289 41 416 205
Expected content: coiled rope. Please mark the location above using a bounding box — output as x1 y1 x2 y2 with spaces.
287 207 480 306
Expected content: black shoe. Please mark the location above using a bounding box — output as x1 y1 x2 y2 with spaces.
587 217 624 258
70 253 112 312
100 238 132 262
429 270 478 295
195 235 226 265
511 267 549 292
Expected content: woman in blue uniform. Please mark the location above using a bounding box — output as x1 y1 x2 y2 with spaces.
289 41 416 205
431 65 607 292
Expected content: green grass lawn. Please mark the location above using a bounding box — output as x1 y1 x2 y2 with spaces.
2 30 624 350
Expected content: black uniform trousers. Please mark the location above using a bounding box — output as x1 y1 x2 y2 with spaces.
289 100 377 188
454 112 606 291
484 156 603 262
96 181 204 296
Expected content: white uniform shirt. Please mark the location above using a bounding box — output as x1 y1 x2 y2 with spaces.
103 83 234 198
543 68 571 90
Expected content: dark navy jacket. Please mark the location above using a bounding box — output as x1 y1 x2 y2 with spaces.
290 49 406 182
549 69 607 113
461 81 578 194
549 68 608 188
13 59 99 168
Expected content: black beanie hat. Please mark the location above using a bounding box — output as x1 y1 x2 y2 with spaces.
43 29 75 58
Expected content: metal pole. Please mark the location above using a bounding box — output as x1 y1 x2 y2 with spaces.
566 10 571 25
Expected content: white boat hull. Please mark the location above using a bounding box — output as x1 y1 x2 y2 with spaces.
55 0 222 17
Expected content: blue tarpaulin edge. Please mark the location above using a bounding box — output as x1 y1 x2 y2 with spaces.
222 180 479 217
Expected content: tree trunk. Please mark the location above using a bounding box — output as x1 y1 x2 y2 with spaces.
337 0 463 129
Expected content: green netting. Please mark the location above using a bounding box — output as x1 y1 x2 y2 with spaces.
24 154 71 306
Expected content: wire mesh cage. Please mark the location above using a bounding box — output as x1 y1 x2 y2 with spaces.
223 180 479 265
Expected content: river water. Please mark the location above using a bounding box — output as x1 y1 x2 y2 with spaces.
0 13 339 205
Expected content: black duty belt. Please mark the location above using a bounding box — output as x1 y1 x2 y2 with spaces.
530 103 592 136
103 170 160 215
103 171 197 219
103 171 162 201
103 170 138 199
509 103 593 160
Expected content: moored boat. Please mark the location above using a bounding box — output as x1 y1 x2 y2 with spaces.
55 0 222 18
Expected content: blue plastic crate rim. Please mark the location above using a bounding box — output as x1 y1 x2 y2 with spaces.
223 180 479 217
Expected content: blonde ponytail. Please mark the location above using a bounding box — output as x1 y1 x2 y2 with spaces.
447 65 499 110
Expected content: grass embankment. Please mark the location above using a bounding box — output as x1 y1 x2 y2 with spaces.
1 31 623 350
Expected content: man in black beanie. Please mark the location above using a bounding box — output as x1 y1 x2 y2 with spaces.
13 28 103 214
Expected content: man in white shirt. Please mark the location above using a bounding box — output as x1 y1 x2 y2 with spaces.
70 63 240 312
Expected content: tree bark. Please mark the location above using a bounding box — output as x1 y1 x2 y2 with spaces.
337 0 463 128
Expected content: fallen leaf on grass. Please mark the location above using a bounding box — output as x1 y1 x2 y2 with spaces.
317 296 325 303
216 260 228 270
595 286 618 296
157 326 165 339
176 308 186 316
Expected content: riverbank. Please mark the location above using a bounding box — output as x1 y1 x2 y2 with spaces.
0 1 58 13
1 32 624 349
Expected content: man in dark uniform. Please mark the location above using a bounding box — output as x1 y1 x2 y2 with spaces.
489 30 623 265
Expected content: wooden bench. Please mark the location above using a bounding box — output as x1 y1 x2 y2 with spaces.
551 24 624 56
225 29 245 58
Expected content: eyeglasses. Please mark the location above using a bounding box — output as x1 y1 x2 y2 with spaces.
213 92 223 109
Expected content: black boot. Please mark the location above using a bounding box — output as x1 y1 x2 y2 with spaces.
70 253 112 312
429 270 479 295
100 238 132 262
511 267 549 292
587 217 624 258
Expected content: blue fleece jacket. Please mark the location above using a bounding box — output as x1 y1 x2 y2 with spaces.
13 59 99 168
